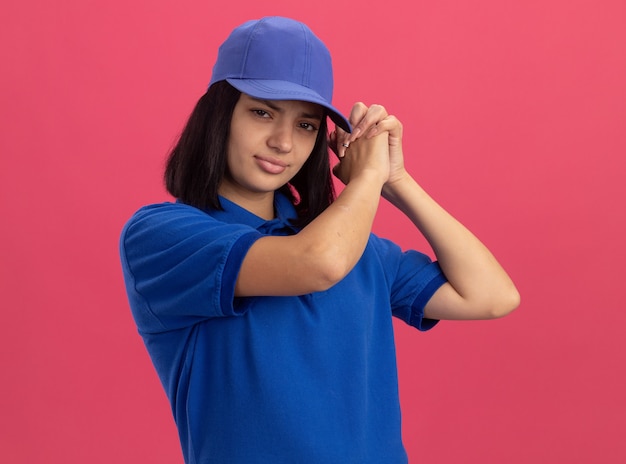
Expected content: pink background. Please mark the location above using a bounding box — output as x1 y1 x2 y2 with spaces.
2 0 625 462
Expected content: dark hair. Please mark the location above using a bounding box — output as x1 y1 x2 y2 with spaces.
165 81 335 227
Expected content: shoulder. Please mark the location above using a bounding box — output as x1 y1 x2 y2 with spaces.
120 201 261 259
365 233 403 262
123 202 212 232
365 233 440 281
121 201 253 240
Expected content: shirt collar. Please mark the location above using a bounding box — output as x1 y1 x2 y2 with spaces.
201 192 300 234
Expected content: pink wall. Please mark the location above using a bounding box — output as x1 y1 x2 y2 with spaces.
2 0 625 462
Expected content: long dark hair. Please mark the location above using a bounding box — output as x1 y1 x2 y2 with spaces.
164 81 335 227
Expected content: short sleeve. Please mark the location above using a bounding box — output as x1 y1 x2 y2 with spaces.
119 203 262 333
369 235 447 331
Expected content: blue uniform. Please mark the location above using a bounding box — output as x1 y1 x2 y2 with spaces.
119 193 446 463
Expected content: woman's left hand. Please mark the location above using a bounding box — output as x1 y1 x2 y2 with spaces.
331 102 408 186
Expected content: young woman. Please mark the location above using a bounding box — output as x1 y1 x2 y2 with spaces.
120 16 519 464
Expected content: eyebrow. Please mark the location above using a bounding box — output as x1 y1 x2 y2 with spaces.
250 97 323 120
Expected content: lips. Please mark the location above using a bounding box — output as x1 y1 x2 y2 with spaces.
254 155 288 175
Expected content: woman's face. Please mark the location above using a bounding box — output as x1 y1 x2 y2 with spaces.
219 93 323 203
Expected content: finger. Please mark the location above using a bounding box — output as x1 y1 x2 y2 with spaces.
365 115 402 139
346 102 369 142
349 104 388 142
335 125 351 158
349 102 369 126
336 103 367 157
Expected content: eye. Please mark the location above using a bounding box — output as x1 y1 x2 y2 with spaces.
251 109 271 118
299 122 319 132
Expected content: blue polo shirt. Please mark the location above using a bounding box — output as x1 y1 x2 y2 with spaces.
119 193 446 464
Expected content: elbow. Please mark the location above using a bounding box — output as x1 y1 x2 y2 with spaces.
306 246 355 292
488 287 521 319
315 258 352 291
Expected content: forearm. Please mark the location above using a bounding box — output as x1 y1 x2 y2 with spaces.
298 131 390 286
236 170 385 297
299 170 385 283
382 172 520 319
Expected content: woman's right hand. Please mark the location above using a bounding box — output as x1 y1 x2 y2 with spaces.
332 130 390 187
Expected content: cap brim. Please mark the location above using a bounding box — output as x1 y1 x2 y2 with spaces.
226 78 352 133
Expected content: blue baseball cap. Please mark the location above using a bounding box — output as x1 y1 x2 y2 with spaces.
209 16 352 133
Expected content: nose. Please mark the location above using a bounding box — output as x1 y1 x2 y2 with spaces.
267 123 293 154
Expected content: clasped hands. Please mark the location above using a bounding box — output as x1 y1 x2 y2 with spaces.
329 102 406 187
